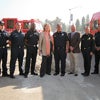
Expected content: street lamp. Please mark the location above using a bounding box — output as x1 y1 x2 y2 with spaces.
69 9 73 26
69 7 80 26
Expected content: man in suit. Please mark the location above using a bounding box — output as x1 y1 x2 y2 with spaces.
68 24 81 76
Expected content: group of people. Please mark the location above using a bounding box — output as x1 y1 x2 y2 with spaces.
0 20 100 79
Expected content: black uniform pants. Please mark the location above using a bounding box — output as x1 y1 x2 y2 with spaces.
54 48 66 74
25 46 38 75
82 50 92 75
94 50 100 73
0 47 8 75
40 55 52 76
10 47 24 75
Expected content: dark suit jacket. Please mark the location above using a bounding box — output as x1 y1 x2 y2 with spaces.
68 32 81 53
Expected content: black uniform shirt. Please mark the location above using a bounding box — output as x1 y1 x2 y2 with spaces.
53 31 69 49
0 30 9 46
25 30 39 46
81 33 94 52
9 30 25 47
94 31 100 47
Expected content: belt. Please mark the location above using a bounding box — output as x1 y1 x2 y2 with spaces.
0 46 6 48
56 47 65 49
33 45 37 47
18 46 21 48
83 48 86 50
11 45 23 48
28 45 37 47
16 46 23 48
83 47 90 50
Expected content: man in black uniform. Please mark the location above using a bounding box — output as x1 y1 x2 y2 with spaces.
9 22 25 78
81 26 94 76
24 23 39 78
53 24 69 76
91 25 100 74
0 20 9 77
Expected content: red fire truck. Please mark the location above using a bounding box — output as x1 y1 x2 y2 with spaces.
90 12 100 35
2 18 43 33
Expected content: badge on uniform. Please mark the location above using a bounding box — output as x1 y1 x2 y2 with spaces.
30 34 33 37
62 33 64 36
88 37 91 40
34 32 38 36
93 37 95 40
54 35 56 37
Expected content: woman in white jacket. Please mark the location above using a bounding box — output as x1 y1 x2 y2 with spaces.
39 23 53 77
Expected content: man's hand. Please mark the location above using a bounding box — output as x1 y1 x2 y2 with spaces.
66 48 69 53
95 46 100 51
39 50 42 56
69 46 74 52
90 52 93 56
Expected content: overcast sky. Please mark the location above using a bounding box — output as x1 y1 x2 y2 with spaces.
0 0 100 24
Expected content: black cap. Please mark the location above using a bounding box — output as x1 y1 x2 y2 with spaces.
0 20 5 26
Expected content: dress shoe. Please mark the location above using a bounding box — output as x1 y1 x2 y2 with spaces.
10 75 15 79
46 73 51 75
2 74 10 77
40 75 44 78
74 74 78 76
53 73 59 76
81 73 86 75
0 68 1 75
91 72 99 74
19 73 24 76
83 74 89 77
60 73 65 76
31 72 38 75
24 74 28 78
68 72 74 74
81 72 89 76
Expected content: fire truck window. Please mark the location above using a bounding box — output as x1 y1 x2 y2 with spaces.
7 20 14 29
93 20 98 29
23 22 29 29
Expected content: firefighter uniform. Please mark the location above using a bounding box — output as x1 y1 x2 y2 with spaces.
81 34 94 76
9 30 25 78
24 29 39 78
92 31 100 74
0 21 9 76
53 31 69 76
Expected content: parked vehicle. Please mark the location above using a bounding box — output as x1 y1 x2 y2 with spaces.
90 12 100 35
2 18 43 33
